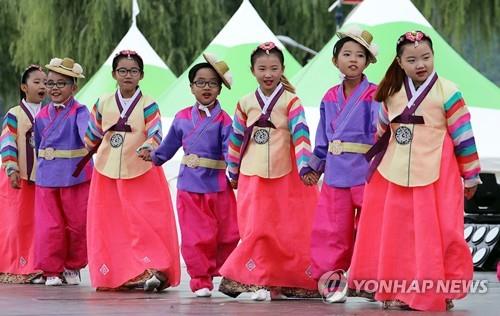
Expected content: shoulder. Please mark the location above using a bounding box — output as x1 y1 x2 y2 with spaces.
73 99 89 114
174 106 193 120
322 85 340 103
219 110 233 125
6 105 21 117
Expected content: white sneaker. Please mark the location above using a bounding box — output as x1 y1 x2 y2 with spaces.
31 275 46 284
45 276 63 286
63 269 81 285
251 289 268 301
144 275 161 292
270 289 287 300
194 288 212 297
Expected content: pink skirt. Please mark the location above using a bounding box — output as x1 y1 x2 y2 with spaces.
0 173 39 278
87 167 181 289
220 159 319 290
348 135 473 311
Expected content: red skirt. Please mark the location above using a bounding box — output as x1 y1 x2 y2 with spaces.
348 135 473 311
87 167 181 289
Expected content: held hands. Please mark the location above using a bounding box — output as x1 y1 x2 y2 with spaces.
137 148 152 161
301 171 320 186
8 171 21 189
464 185 478 200
230 178 238 190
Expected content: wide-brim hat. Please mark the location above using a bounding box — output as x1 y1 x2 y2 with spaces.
202 53 232 89
45 57 85 78
337 26 378 63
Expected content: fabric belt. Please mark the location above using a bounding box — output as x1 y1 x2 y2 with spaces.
38 147 88 160
328 140 372 155
181 154 226 170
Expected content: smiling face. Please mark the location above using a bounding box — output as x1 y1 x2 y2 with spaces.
190 67 221 106
251 54 284 96
47 71 76 104
112 58 144 97
21 70 47 103
397 41 434 86
333 40 369 79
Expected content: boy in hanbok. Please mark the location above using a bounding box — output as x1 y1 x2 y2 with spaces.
218 42 319 301
84 50 180 292
33 57 92 286
142 53 239 297
307 27 380 303
348 31 480 311
0 65 46 284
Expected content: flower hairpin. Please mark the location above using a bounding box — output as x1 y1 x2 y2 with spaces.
258 42 277 55
398 31 426 47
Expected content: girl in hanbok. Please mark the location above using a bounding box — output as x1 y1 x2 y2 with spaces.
143 53 239 297
0 65 46 284
348 31 480 311
219 42 319 301
84 50 180 291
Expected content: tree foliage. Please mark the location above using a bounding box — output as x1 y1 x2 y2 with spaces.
1 0 498 114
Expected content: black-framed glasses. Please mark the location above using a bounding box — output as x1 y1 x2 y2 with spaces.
115 67 141 77
192 79 220 88
46 80 73 89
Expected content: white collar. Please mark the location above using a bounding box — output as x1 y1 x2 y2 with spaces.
118 88 141 117
257 83 283 114
22 99 41 118
197 101 216 118
406 71 436 108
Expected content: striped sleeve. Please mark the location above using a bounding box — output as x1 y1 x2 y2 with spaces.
377 102 389 139
84 100 104 149
141 102 162 150
288 98 312 174
444 91 481 187
0 111 19 173
227 103 246 180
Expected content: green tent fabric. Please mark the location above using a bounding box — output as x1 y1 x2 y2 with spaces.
75 24 176 108
156 0 302 117
293 0 500 172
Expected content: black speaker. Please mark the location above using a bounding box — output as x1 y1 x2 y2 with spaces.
465 173 500 214
464 223 500 271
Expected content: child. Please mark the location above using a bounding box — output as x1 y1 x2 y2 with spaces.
347 31 480 311
84 50 180 291
0 65 46 284
33 57 92 286
307 27 379 303
218 42 319 300
143 53 239 297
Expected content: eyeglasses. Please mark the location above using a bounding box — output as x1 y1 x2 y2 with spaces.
46 80 74 89
115 67 141 77
192 80 220 88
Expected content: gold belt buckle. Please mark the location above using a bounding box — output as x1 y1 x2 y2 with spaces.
330 140 343 155
44 147 55 160
185 154 200 168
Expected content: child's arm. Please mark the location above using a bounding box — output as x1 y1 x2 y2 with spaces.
77 105 91 144
287 98 313 177
444 91 481 189
137 102 162 155
227 103 246 181
308 100 328 174
1 110 20 178
377 102 390 140
84 100 104 150
149 118 182 166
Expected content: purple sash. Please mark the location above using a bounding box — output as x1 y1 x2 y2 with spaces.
365 73 438 181
18 102 35 182
239 85 285 163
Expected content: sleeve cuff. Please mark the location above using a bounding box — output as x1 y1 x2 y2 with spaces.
228 171 239 181
308 154 325 173
5 164 19 176
464 175 482 188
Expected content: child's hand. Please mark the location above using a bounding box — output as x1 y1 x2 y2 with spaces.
464 185 477 200
8 171 21 189
230 179 238 190
137 148 152 161
301 171 319 186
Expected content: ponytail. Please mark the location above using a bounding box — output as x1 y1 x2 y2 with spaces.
280 75 295 94
374 57 405 102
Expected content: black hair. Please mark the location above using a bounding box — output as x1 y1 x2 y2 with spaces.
188 62 221 85
332 37 371 64
112 51 144 72
20 65 44 101
250 46 284 69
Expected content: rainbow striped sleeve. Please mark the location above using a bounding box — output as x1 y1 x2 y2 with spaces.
84 100 104 149
142 102 163 149
288 98 312 175
227 103 246 180
444 91 481 187
377 102 389 139
0 111 19 173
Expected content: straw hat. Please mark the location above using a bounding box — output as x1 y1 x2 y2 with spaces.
337 26 378 63
202 53 232 89
45 57 85 78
